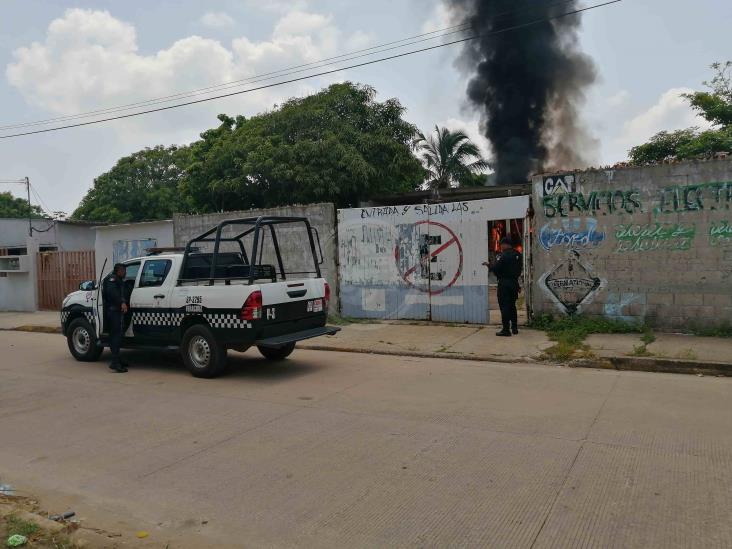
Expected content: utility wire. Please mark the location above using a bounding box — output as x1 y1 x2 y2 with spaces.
0 0 622 140
0 0 581 131
0 24 469 130
0 25 473 131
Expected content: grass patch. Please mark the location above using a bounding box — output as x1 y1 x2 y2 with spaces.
691 321 732 338
6 515 39 538
629 343 654 357
530 314 644 362
641 329 656 345
327 314 371 326
1 513 73 549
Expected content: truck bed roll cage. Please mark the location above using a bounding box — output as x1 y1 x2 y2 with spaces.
178 216 322 286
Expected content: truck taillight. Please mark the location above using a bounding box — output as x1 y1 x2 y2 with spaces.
241 291 263 320
324 282 330 309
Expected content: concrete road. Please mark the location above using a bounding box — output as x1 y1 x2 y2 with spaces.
1 331 731 548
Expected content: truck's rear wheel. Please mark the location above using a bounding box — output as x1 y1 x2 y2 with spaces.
257 342 296 361
67 317 103 362
181 324 227 378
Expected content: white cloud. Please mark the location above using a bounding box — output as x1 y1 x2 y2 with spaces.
5 7 350 138
200 12 235 29
345 30 375 51
241 0 309 13
607 89 630 108
609 87 713 160
421 3 452 34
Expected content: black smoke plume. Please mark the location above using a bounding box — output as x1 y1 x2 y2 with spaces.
448 0 598 184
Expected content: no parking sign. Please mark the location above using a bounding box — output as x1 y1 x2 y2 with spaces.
394 220 463 295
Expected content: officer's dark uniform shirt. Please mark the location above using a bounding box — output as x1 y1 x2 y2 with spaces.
490 249 523 285
102 273 126 310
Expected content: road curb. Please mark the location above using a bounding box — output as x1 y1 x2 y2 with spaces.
299 343 539 364
5 326 732 376
571 356 732 377
1 325 61 334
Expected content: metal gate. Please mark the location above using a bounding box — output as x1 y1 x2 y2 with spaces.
37 250 96 310
337 197 530 323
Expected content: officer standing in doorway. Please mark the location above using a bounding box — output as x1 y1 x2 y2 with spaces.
483 237 523 336
102 263 129 373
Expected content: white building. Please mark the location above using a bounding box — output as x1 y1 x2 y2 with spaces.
0 218 100 311
93 220 174 277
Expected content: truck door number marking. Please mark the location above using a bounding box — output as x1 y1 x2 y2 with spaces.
185 296 202 304
266 308 276 320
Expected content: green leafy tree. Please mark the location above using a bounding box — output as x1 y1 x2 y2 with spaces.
415 126 489 190
684 61 732 127
72 146 190 222
0 192 45 218
183 83 424 211
629 62 732 164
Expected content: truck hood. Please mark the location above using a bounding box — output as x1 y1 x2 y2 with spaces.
62 289 94 308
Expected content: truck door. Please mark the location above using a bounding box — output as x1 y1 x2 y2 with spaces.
129 258 174 341
96 261 140 337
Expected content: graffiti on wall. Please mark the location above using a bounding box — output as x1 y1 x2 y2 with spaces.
541 174 578 196
360 202 469 219
614 223 696 253
655 181 732 214
709 220 732 247
543 189 643 218
539 251 606 314
539 218 606 251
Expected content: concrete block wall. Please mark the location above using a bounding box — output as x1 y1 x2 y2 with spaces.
531 159 732 330
173 203 338 312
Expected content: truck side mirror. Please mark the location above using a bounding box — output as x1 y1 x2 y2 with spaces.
79 280 96 291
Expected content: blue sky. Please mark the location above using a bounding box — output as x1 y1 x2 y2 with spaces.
0 0 730 214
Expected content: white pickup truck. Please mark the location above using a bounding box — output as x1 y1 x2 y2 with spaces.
60 216 339 377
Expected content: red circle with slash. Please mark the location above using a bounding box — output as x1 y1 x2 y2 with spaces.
394 220 463 295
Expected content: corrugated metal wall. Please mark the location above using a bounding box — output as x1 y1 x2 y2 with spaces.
338 196 529 323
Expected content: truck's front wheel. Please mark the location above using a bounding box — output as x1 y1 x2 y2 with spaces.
181 324 227 378
67 317 103 362
257 342 296 361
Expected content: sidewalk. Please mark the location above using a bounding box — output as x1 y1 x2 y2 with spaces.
2 311 731 375
0 311 59 332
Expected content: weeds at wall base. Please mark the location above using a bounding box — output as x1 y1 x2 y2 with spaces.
531 313 645 362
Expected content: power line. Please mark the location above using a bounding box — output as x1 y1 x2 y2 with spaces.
0 25 473 131
0 0 582 132
0 26 471 131
0 0 622 140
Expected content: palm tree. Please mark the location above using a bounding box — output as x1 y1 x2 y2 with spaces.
415 126 490 192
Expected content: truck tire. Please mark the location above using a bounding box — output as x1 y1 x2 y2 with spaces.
257 342 296 361
181 324 227 378
66 317 103 362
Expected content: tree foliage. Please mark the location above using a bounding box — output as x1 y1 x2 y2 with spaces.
415 126 489 190
73 83 425 222
183 83 424 212
0 192 45 219
629 62 732 165
72 146 190 222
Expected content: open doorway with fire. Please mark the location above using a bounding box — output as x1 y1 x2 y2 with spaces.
487 217 530 326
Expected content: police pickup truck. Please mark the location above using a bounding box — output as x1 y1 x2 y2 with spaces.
60 216 339 378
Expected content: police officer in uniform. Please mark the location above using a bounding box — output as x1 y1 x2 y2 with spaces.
484 237 523 337
102 263 129 372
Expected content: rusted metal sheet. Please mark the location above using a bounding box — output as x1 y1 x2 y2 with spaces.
36 250 95 310
338 196 529 323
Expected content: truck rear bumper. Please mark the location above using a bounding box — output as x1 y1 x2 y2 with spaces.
255 326 340 348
